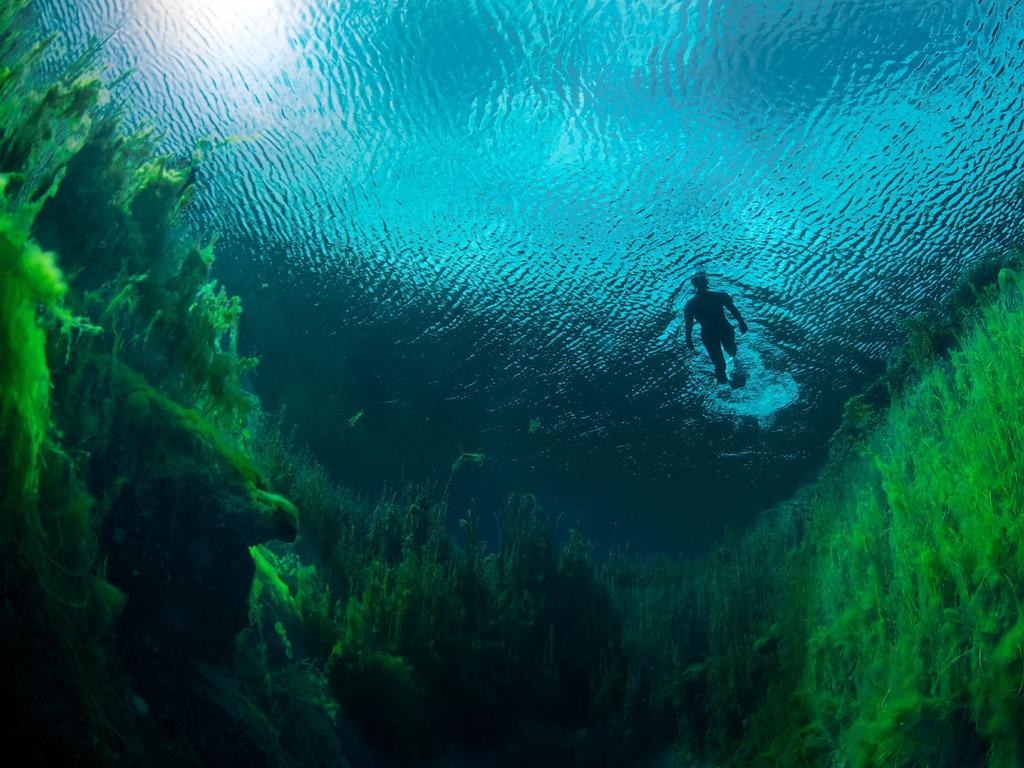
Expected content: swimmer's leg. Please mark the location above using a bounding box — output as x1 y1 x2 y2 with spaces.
721 325 738 357
721 326 747 387
703 334 728 384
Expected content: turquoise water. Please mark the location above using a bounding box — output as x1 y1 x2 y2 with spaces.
37 0 1024 551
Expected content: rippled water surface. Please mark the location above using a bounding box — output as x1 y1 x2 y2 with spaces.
38 0 1024 551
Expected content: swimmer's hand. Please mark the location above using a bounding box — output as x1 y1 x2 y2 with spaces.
738 320 748 334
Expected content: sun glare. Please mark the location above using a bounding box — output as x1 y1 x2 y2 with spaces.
147 0 289 62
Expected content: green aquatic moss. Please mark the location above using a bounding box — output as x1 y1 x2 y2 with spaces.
117 363 298 543
758 267 1024 766
0 12 307 762
118 362 262 485
326 643 428 764
251 489 300 542
0 180 130 762
15 1 1023 762
250 545 296 611
244 417 636 763
0 173 65 549
30 115 257 430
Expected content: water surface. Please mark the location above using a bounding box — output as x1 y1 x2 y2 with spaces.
38 0 1024 551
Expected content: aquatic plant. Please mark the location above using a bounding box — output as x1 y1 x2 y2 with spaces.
33 118 258 430
0 8 304 763
443 447 486 497
244 417 635 765
0 175 123 759
0 14 136 758
808 266 1024 766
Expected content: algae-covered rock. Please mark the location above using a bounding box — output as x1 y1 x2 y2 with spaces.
96 364 297 668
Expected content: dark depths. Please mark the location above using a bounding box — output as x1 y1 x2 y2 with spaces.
222 242 865 556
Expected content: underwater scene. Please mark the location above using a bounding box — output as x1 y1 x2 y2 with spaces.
3 0 1024 765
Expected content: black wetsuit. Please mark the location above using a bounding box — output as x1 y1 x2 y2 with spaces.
684 290 745 384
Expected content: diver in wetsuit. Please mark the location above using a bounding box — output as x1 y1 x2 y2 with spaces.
683 274 748 385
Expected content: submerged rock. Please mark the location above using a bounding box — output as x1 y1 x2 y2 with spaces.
56 362 309 765
97 365 297 667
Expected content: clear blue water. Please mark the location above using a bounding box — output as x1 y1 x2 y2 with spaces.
39 0 1024 552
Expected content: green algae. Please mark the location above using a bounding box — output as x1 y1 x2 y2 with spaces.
0 175 65 519
118 362 262 484
326 644 428 764
0 153 130 768
806 269 1024 766
32 116 258 430
250 544 297 611
245 417 634 763
0 11 304 762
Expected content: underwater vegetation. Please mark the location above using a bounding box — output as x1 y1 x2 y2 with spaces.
247 419 632 765
5 3 1024 767
0 3 297 762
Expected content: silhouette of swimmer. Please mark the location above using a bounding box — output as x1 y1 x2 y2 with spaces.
682 274 748 385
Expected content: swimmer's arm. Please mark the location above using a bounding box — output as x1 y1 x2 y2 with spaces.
724 294 748 333
684 303 695 349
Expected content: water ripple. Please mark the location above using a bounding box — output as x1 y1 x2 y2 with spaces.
31 0 1024 547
